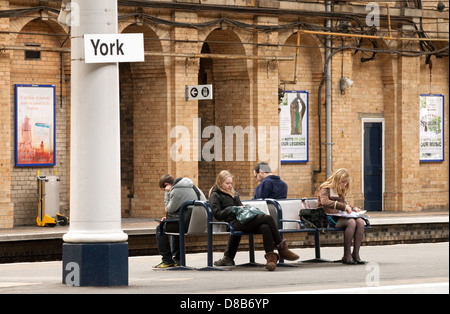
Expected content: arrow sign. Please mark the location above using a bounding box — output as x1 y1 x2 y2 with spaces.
190 88 199 98
186 85 213 101
84 33 144 63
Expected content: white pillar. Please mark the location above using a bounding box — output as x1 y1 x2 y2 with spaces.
63 0 127 244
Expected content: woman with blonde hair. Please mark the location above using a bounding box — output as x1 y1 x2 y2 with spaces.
209 170 299 271
318 168 366 264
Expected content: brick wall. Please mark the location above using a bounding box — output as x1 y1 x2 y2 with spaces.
9 19 70 225
119 24 170 219
279 32 326 197
0 0 448 227
0 0 14 229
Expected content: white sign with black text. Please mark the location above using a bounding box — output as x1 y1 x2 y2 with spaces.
186 85 213 101
84 33 144 63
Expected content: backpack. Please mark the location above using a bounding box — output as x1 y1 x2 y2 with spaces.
299 199 329 229
165 185 203 233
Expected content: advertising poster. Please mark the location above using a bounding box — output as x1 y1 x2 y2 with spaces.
279 91 309 163
15 84 56 167
419 94 444 162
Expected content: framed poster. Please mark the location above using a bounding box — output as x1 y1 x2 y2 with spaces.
279 91 309 163
419 94 445 162
15 84 56 167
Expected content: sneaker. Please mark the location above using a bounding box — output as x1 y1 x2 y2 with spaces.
213 256 235 266
153 261 175 268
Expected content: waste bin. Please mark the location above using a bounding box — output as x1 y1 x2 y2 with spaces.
37 175 60 227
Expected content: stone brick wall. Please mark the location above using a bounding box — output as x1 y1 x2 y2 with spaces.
0 0 448 227
0 0 14 229
9 19 70 225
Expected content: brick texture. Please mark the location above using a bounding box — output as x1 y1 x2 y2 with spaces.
0 0 448 227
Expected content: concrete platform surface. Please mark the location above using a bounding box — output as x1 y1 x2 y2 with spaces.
0 242 448 296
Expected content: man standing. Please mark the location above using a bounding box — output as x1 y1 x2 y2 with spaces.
253 162 288 200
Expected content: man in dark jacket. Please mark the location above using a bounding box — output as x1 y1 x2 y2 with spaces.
253 162 288 199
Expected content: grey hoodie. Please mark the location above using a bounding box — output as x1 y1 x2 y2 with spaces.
165 177 206 215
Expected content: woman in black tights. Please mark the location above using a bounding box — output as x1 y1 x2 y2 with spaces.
209 170 299 271
318 168 366 264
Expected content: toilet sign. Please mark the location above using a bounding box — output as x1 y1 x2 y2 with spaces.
185 85 213 101
84 33 144 63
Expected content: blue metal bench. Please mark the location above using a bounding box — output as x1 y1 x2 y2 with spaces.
160 198 371 269
267 198 371 263
161 200 271 270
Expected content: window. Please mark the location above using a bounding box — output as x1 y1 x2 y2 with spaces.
25 43 41 60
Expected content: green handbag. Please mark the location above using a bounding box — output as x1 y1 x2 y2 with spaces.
232 205 266 225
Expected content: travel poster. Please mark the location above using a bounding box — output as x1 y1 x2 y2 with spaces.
419 94 444 162
15 84 56 167
279 91 309 163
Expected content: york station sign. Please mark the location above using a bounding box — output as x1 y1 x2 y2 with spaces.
84 33 144 63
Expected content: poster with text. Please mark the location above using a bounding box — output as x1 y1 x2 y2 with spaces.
419 94 444 162
15 84 56 167
279 91 309 163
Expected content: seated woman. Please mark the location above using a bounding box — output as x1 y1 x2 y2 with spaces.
209 170 299 271
317 168 366 265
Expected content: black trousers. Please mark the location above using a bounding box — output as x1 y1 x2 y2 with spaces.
224 214 282 258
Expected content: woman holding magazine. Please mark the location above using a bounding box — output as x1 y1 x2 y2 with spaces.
317 168 366 265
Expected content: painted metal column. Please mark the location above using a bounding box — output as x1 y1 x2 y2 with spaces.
325 0 333 178
64 0 127 243
62 0 128 287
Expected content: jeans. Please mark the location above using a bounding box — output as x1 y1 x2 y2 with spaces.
156 224 180 264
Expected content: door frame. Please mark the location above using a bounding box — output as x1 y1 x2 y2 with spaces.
361 118 385 211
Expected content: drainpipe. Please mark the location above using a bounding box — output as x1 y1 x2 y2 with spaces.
325 0 333 178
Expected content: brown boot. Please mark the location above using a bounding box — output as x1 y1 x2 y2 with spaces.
264 252 279 271
277 239 299 261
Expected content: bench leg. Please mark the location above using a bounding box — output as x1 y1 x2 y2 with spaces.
301 230 332 263
236 235 265 267
197 225 231 271
166 231 195 271
249 234 256 263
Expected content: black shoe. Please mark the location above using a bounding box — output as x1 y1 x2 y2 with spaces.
214 256 235 266
342 257 357 265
